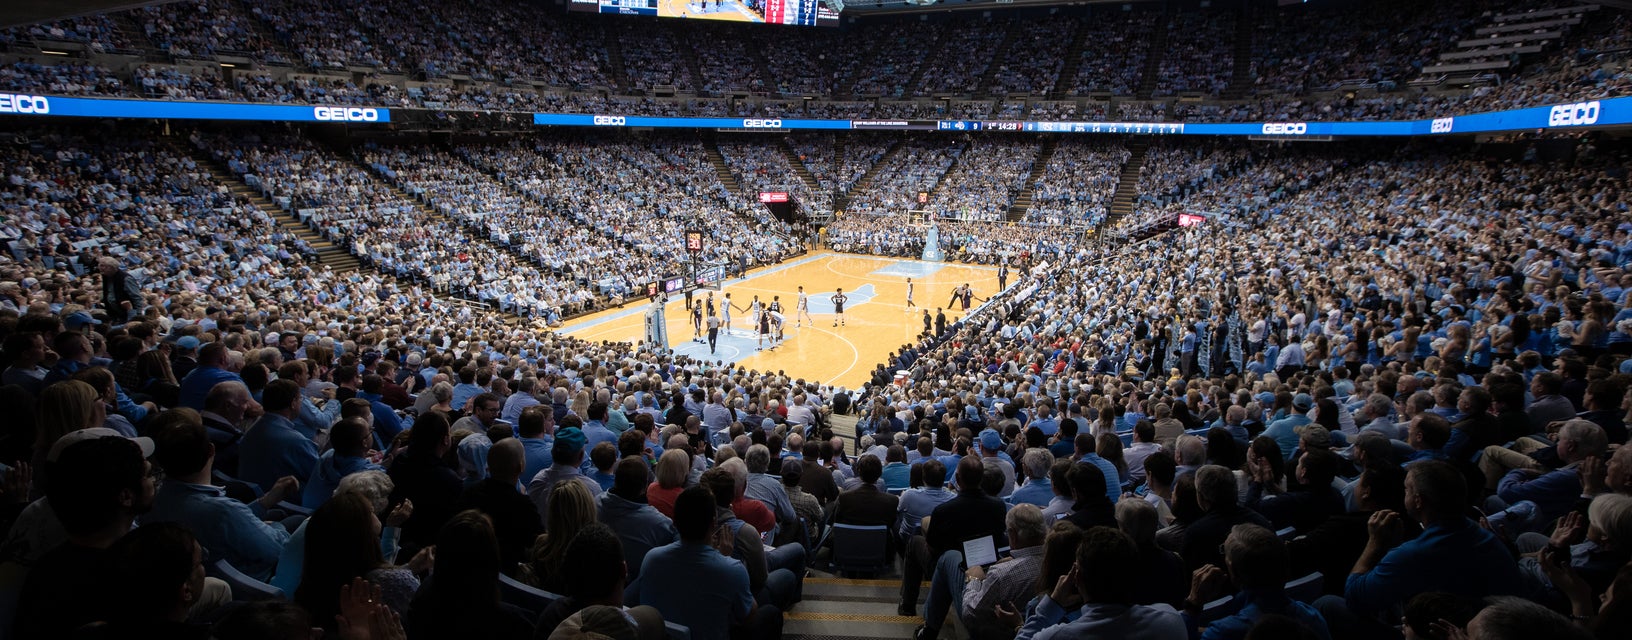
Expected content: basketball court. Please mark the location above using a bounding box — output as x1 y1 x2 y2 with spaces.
557 251 1002 389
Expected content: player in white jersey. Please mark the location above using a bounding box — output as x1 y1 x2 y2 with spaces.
905 277 917 311
796 286 813 327
722 292 736 331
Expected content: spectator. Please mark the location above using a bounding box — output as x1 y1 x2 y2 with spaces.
1014 526 1187 639
406 510 535 639
638 485 779 640
1181 523 1330 640
303 418 384 509
237 379 319 497
598 456 677 583
145 408 294 582
454 437 543 576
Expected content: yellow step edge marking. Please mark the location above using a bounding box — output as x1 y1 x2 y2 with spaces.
785 612 922 623
805 578 930 587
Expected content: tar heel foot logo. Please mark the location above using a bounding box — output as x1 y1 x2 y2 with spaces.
1548 101 1601 127
0 94 50 115
742 119 784 128
1260 122 1308 135
592 115 627 126
1431 117 1454 134
313 107 379 122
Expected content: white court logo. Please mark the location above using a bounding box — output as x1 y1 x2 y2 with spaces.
0 94 50 114
1261 122 1308 135
1548 101 1600 127
313 107 379 122
592 115 627 126
1431 117 1454 133
742 119 784 128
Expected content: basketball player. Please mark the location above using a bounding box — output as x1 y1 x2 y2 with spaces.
960 284 975 311
769 295 783 316
722 292 736 331
691 301 704 343
904 277 917 311
832 287 848 327
796 286 813 328
757 307 772 350
769 309 786 346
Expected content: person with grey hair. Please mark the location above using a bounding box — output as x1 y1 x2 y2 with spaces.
1358 393 1400 440
1486 419 1608 534
952 503 1049 640
1117 498 1186 607
1174 435 1207 477
743 443 798 534
1459 596 1593 640
1180 465 1272 572
270 470 409 595
1009 448 1056 508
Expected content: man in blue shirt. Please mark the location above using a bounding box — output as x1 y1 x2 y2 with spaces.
1008 448 1055 508
449 367 483 411
638 485 779 639
1337 461 1527 632
238 379 320 498
1181 524 1330 640
517 405 555 484
146 407 297 581
1016 526 1186 640
500 377 543 425
896 458 955 542
582 402 620 452
1491 419 1607 532
1262 393 1313 459
178 342 244 411
356 374 404 444
303 417 384 508
599 457 678 582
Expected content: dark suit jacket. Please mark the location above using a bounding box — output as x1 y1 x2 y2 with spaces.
834 485 899 528
800 459 840 505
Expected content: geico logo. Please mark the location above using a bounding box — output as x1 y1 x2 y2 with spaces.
1260 122 1308 135
592 115 627 126
1431 118 1454 134
1548 101 1600 127
0 94 50 114
742 119 783 128
313 107 379 122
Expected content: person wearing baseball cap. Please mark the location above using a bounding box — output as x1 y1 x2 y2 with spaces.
14 431 156 639
62 310 103 332
526 426 596 528
1263 393 1315 459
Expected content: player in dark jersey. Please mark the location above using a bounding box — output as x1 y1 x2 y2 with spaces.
691 303 704 343
832 287 848 327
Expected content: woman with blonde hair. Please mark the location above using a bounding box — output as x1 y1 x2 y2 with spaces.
32 379 107 493
70 368 138 438
526 479 598 592
570 388 591 420
647 449 692 518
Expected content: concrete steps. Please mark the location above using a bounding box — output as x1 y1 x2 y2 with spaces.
1005 138 1058 222
787 576 942 640
1106 137 1151 226
194 157 362 274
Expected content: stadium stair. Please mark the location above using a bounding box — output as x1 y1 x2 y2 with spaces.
785 575 931 640
779 137 824 196
674 24 707 96
743 35 783 98
1004 138 1058 222
703 135 744 195
974 19 1023 98
1106 137 1151 226
234 0 301 64
1135 13 1170 100
903 28 955 99
845 135 906 197
1049 18 1091 99
192 153 362 274
604 29 632 94
922 141 968 204
1223 6 1255 99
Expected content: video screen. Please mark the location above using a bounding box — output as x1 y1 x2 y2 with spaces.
569 0 840 27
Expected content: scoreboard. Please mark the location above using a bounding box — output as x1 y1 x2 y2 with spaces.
569 0 838 26
761 0 838 26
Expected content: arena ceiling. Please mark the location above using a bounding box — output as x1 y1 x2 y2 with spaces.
1 0 176 29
